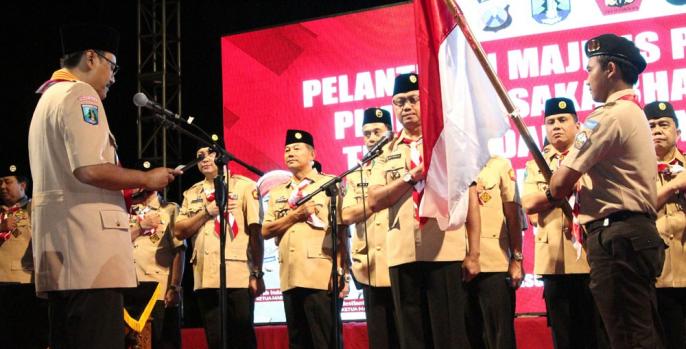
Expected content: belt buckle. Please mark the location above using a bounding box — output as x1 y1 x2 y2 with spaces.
602 218 609 227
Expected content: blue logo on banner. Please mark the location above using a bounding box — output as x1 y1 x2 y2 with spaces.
479 1 512 32
531 0 571 24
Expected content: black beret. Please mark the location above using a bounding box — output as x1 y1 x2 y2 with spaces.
645 101 678 127
393 73 419 96
545 97 576 117
363 108 392 129
60 23 120 56
0 161 29 180
585 33 646 74
285 129 314 148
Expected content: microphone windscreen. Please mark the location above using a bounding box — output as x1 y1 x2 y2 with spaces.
133 92 148 107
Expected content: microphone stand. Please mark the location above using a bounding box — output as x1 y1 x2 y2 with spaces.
145 111 263 349
294 147 386 349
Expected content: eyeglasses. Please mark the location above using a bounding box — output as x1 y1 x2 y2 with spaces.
93 50 120 75
392 95 420 107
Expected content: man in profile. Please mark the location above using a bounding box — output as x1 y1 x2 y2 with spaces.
29 23 179 348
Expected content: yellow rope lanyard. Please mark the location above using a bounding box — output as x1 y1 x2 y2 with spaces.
123 282 162 333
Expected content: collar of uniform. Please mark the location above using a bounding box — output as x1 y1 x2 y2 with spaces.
605 89 636 104
288 169 319 188
666 148 686 166
36 68 80 93
391 129 422 150
201 179 215 192
146 196 161 209
548 146 571 160
4 196 30 210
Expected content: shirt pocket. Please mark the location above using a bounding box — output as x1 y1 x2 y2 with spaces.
307 242 331 260
100 210 129 230
226 246 248 262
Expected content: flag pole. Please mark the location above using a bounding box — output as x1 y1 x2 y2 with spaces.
444 0 573 221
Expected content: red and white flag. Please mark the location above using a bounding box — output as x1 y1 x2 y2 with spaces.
415 0 510 230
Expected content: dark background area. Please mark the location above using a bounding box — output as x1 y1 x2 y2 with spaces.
2 0 402 326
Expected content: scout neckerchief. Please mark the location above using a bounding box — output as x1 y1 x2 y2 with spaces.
130 204 157 237
36 68 79 94
658 157 683 176
287 178 326 229
204 188 239 239
554 149 583 259
399 134 426 226
0 196 29 241
616 93 641 108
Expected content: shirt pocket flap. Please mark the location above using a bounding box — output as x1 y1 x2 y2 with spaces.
100 210 129 229
307 243 330 259
226 246 248 261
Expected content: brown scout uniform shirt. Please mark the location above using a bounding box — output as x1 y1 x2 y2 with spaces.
654 150 686 288
29 79 137 292
263 171 342 292
0 197 34 284
524 146 590 275
459 156 517 272
130 199 185 300
368 129 467 268
342 161 390 287
177 176 260 290
563 89 658 224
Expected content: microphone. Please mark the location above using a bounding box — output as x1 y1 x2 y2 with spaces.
133 92 195 124
174 154 205 173
361 131 393 162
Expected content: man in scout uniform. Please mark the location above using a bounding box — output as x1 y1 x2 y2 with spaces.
0 162 49 349
341 107 398 348
174 147 264 349
28 23 179 348
548 34 666 348
126 178 185 349
645 100 686 349
522 97 606 349
367 73 482 349
262 129 350 348
464 156 523 349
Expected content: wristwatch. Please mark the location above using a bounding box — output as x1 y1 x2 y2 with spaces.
403 172 417 186
250 270 264 279
512 251 524 262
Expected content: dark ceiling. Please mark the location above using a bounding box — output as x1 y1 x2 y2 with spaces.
2 0 404 197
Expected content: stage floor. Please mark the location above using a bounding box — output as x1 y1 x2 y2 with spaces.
181 316 553 348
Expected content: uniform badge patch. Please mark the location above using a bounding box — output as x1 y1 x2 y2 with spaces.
478 191 492 205
574 131 589 149
386 154 402 161
583 119 599 130
390 170 401 180
508 168 516 181
81 104 99 125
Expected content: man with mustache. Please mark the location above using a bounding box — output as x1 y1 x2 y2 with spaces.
646 100 686 349
522 98 606 348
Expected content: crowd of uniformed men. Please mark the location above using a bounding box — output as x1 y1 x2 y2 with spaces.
1 23 685 349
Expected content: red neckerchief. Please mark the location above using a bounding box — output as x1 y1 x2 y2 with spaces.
616 93 641 108
400 137 427 226
205 190 239 239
